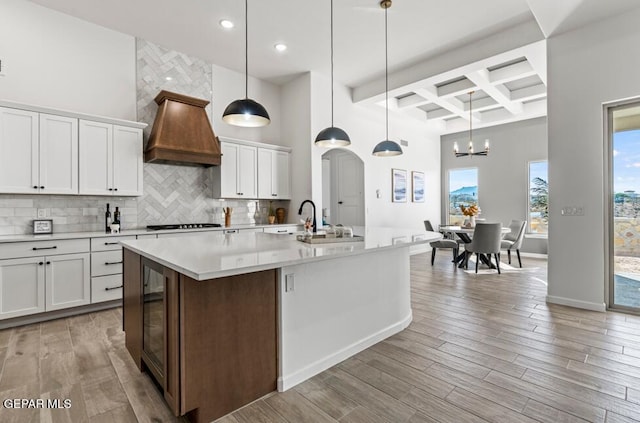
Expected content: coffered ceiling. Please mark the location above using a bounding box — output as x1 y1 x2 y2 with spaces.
24 0 640 132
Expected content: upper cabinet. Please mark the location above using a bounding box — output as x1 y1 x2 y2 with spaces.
0 101 146 197
79 121 143 196
212 138 291 200
0 107 78 194
257 148 291 200
212 141 258 199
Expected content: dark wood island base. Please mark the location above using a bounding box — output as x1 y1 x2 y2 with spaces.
123 249 277 422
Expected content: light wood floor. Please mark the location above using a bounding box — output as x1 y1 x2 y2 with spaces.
1 254 640 423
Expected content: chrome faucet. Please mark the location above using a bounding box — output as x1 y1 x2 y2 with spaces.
298 200 317 233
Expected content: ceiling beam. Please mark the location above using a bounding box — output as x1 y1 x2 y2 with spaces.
466 69 523 115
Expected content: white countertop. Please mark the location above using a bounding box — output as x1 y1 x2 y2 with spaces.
120 227 441 280
0 223 301 243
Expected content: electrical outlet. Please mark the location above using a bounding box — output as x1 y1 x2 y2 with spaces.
285 274 295 292
0 59 5 77
37 208 47 218
561 206 584 216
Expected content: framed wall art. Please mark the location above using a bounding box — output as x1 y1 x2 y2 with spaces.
392 169 407 202
412 171 425 202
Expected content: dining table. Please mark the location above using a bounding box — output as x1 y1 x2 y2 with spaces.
439 225 511 268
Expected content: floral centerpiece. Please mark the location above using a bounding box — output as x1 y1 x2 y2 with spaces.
459 204 480 227
460 204 479 216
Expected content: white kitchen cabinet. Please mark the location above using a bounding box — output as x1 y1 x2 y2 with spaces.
0 257 45 319
39 114 79 194
0 251 90 319
45 253 90 311
258 148 291 199
0 108 78 194
79 120 143 196
213 142 257 199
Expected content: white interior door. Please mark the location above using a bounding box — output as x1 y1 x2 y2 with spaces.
334 152 365 226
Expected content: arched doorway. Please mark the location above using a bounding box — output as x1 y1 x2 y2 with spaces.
321 149 365 227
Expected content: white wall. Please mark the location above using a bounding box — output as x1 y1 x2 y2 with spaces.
281 72 441 230
547 8 640 311
441 117 548 254
281 73 312 223
0 0 136 120
211 64 282 145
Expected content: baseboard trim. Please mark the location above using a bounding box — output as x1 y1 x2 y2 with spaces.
0 300 121 330
277 310 413 391
546 295 606 312
520 252 547 259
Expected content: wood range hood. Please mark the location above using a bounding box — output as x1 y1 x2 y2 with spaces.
145 90 221 166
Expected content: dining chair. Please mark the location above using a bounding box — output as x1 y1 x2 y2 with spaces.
501 220 527 267
424 220 459 265
464 222 502 274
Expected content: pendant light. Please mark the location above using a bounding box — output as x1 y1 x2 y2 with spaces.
315 0 351 147
222 0 270 127
453 91 489 157
372 0 402 157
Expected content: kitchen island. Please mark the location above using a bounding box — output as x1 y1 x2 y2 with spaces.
121 227 440 422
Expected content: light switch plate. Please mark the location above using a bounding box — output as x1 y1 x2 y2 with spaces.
285 274 295 292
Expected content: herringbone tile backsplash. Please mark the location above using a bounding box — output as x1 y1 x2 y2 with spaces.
0 38 290 235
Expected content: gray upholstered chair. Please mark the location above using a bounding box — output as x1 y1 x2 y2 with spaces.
424 220 459 265
464 223 502 274
501 220 527 267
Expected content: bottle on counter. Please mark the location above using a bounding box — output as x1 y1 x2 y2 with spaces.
113 207 121 227
105 203 112 233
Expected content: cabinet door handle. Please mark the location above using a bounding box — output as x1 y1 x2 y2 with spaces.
40 186 45 189
236 192 241 195
104 242 119 245
114 188 118 191
33 186 38 189
223 229 238 234
46 261 51 265
272 193 277 196
277 230 287 233
338 201 343 204
38 262 44 266
105 285 123 291
105 261 123 265
32 246 57 251
108 188 113 191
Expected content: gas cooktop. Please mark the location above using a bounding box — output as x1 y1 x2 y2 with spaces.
146 223 222 231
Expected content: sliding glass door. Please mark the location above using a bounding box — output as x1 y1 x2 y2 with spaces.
609 101 640 311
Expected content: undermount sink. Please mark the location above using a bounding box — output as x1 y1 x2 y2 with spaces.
296 234 364 244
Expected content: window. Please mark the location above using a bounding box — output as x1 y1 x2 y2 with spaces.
528 161 548 234
448 168 478 225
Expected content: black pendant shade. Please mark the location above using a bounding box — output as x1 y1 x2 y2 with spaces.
222 98 270 127
372 140 402 156
315 0 351 148
315 126 351 147
222 0 270 128
372 0 402 157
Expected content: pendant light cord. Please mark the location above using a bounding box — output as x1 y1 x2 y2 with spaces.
384 4 389 141
245 0 249 99
330 0 335 126
469 91 473 142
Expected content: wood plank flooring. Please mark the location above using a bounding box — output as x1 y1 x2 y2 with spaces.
1 254 640 422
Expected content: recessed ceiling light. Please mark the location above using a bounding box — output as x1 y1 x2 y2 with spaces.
165 76 172 81
219 19 234 29
274 43 287 52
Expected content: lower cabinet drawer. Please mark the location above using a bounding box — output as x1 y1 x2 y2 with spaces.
91 250 122 277
91 274 122 303
0 238 90 260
